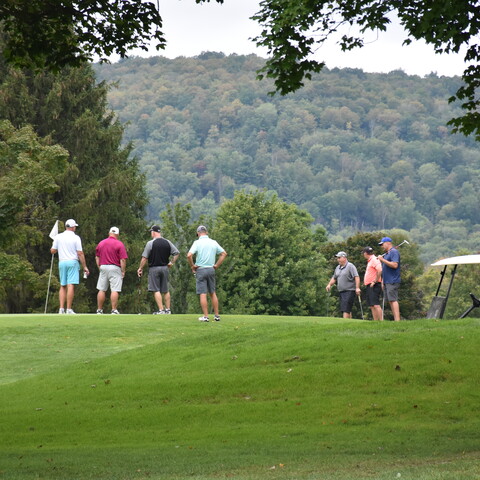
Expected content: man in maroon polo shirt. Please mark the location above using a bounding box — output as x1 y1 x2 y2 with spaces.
95 227 128 314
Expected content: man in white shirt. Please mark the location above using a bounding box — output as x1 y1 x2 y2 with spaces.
51 219 89 314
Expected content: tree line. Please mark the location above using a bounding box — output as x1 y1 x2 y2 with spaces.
1 49 478 318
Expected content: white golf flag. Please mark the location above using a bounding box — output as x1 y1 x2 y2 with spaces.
49 220 59 240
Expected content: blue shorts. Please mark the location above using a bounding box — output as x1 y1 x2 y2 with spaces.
59 260 80 286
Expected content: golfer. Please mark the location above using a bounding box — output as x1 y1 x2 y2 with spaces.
95 227 128 314
362 246 383 321
325 251 360 319
137 225 179 314
50 219 89 314
378 236 401 321
187 225 227 322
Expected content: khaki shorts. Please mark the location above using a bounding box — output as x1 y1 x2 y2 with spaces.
97 265 123 292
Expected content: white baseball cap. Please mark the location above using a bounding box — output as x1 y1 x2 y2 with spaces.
65 219 78 227
109 227 120 234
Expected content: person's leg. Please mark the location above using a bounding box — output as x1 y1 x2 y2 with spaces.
110 291 119 310
97 290 106 310
66 284 75 309
154 291 164 311
59 286 67 310
390 301 401 321
209 292 219 316
199 293 209 316
164 292 171 310
372 305 383 320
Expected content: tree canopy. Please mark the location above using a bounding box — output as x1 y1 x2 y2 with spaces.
1 0 479 137
0 0 164 70
252 0 480 139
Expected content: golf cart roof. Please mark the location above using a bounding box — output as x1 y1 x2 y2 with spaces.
431 254 480 266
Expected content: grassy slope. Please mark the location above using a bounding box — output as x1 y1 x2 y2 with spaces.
0 314 479 480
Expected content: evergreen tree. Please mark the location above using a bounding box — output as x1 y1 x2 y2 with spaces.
0 121 69 312
0 51 148 312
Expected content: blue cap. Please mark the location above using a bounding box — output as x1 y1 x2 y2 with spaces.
378 237 392 244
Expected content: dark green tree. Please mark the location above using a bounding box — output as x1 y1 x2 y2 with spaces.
0 1 164 70
0 121 69 312
212 191 328 316
0 54 148 312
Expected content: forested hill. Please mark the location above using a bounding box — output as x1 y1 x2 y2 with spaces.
94 53 480 263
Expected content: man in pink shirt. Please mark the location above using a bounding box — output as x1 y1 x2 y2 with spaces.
95 227 128 314
362 247 383 321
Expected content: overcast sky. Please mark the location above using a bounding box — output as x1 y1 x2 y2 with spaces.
128 0 468 78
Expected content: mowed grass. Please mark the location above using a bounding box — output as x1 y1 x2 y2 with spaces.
0 314 479 480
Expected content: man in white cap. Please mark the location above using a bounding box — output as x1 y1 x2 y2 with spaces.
95 227 128 314
187 225 227 322
50 219 89 314
325 251 360 319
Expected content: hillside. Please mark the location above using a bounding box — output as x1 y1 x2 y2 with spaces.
94 54 480 263
1 314 480 479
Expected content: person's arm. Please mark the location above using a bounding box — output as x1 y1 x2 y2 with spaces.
50 248 57 255
120 258 126 278
375 263 382 283
77 251 89 276
355 275 361 295
95 256 100 269
187 251 197 272
326 276 336 292
378 256 398 269
168 254 179 268
213 251 227 269
137 257 147 277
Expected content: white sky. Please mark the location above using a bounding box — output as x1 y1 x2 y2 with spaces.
126 0 469 78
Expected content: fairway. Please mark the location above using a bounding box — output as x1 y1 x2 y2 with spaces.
1 314 479 480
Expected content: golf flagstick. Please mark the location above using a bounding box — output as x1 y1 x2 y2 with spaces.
44 253 55 314
44 220 59 314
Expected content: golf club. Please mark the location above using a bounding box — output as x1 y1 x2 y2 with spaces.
358 294 364 320
379 239 410 256
136 275 143 314
382 290 385 320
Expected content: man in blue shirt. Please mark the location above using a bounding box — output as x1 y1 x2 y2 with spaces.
187 225 227 322
378 237 401 321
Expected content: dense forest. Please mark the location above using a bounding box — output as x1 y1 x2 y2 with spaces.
94 53 480 264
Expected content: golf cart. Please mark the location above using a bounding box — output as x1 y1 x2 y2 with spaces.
426 254 480 319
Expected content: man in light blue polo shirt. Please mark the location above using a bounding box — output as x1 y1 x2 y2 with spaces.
187 225 227 322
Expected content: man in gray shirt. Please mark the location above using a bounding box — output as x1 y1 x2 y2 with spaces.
325 251 361 319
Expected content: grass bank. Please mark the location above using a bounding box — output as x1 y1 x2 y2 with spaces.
1 314 479 479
